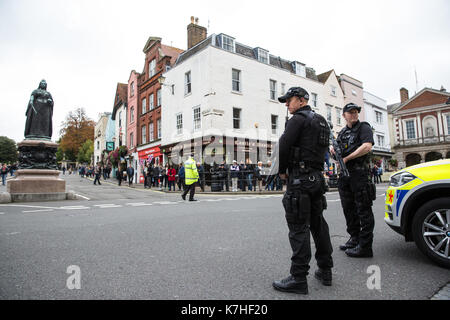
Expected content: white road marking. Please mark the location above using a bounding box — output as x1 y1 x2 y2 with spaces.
126 203 153 206
0 212 4 215
59 206 90 210
153 201 176 205
75 193 90 200
93 204 123 208
22 209 54 213
0 204 55 209
4 232 20 236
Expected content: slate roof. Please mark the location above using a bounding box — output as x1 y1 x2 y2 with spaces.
111 83 128 120
317 70 334 84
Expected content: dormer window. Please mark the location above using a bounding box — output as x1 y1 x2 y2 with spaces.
221 34 235 52
257 48 269 64
294 61 306 77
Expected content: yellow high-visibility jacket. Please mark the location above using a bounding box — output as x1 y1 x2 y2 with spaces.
184 157 199 185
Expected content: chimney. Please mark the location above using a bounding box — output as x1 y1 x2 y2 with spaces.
440 85 446 92
187 16 207 49
400 87 409 103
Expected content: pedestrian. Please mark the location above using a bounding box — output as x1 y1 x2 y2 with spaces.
153 164 160 188
230 160 240 192
371 165 378 184
333 102 375 258
127 164 134 187
219 162 230 192
254 161 263 192
168 165 176 191
1 163 8 186
239 160 247 191
377 166 383 184
197 163 205 192
265 160 275 191
177 163 185 191
181 155 199 201
272 87 333 294
246 159 254 191
162 164 168 190
62 166 66 175
93 164 102 185
117 165 123 186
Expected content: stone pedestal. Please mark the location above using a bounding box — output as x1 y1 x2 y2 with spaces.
7 139 66 202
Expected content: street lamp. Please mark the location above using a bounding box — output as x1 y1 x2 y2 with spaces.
158 76 174 95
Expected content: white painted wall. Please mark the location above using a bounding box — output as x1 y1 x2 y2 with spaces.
363 91 391 152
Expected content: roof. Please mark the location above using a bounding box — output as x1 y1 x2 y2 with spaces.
393 87 450 113
160 44 184 66
317 70 334 84
111 83 128 120
387 103 401 113
175 34 319 81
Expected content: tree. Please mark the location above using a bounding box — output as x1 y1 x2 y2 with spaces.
0 136 18 164
59 108 95 162
77 140 94 164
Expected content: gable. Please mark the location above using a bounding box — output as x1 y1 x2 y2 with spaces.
398 90 450 111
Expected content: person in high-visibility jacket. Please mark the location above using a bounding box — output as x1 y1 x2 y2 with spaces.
181 155 199 201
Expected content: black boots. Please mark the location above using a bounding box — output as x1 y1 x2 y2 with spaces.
339 237 359 251
272 275 308 294
345 245 373 258
314 268 332 286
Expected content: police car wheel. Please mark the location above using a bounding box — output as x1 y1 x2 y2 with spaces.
412 198 450 269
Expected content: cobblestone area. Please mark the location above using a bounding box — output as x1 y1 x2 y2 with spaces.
431 282 450 300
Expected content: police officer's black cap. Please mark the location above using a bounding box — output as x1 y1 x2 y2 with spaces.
278 87 310 103
343 103 361 113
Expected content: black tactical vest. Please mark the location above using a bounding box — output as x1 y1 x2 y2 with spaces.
337 121 370 166
292 109 330 170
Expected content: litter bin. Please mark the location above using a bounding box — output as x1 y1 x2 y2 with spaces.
210 173 223 192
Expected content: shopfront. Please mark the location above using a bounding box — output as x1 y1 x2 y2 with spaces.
137 145 162 183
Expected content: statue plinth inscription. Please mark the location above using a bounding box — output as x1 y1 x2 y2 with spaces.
7 80 66 199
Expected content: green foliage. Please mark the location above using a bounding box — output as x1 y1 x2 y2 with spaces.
77 139 94 164
389 158 398 168
56 147 64 162
0 136 18 164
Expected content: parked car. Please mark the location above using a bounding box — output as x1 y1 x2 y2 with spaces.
384 159 450 268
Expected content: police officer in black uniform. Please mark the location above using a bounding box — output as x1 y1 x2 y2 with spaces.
272 87 334 294
333 103 375 258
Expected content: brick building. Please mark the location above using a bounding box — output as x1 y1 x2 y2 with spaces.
388 87 450 168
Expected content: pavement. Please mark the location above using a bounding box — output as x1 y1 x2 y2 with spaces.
0 173 448 300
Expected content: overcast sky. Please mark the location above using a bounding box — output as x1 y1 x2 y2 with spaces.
1 0 449 143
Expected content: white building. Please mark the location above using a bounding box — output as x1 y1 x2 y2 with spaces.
363 91 393 171
94 112 111 164
161 32 346 166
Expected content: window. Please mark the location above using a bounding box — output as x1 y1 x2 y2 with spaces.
257 48 268 64
311 93 318 108
295 62 306 77
130 132 134 148
185 71 191 95
149 59 156 77
271 115 278 135
447 115 450 133
149 93 154 110
119 111 122 128
232 69 241 92
336 107 341 125
157 89 161 107
193 106 201 131
130 107 134 123
326 105 332 122
97 141 100 150
330 86 337 97
130 82 134 97
157 119 161 139
281 83 286 95
165 65 171 72
176 113 183 134
142 98 146 114
270 80 277 100
141 125 146 144
405 120 416 139
233 108 241 129
377 135 385 147
222 35 235 52
149 123 154 141
375 111 383 124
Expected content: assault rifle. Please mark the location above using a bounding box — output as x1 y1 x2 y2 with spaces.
328 122 349 178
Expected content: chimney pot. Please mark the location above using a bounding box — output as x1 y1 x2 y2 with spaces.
187 18 207 49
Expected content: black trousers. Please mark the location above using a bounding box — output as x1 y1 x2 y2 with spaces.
94 174 101 185
282 172 333 278
338 169 375 249
182 183 196 200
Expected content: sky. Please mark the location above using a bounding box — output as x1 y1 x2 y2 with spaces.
1 0 449 143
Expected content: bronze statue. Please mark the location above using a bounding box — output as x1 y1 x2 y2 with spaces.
24 79 53 140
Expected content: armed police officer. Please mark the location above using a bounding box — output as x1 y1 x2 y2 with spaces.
272 87 333 295
332 103 375 258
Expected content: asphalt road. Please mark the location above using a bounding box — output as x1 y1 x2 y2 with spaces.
0 173 448 300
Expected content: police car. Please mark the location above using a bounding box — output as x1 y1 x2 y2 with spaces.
385 159 450 268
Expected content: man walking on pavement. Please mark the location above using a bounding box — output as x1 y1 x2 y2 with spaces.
272 87 333 294
127 164 134 187
93 163 102 185
181 154 199 201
